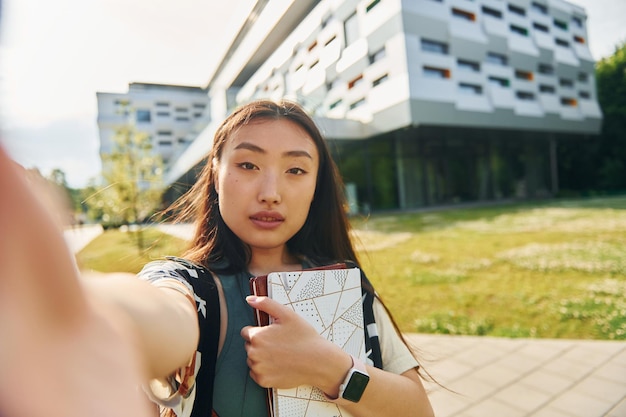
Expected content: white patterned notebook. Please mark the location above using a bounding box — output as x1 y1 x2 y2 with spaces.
265 267 364 417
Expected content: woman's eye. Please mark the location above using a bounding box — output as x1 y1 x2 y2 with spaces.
237 162 257 170
287 167 306 175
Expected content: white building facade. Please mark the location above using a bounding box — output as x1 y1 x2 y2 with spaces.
165 0 601 211
96 83 211 166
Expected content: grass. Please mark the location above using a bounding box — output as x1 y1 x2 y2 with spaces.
352 196 626 340
76 227 188 274
77 195 626 340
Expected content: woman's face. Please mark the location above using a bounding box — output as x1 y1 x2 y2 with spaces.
216 118 319 254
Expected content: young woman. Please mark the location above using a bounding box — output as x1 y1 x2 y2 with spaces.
136 99 435 417
0 98 434 417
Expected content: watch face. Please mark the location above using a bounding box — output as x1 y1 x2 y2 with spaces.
342 370 370 402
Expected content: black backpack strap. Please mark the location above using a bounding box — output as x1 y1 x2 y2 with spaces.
165 257 221 417
344 261 383 369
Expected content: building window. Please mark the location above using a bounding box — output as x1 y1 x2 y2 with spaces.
348 74 364 89
510 25 529 36
458 59 480 72
482 6 502 18
531 2 548 14
459 83 482 95
157 130 172 136
372 74 389 87
423 66 451 78
158 140 172 146
538 63 554 74
560 78 574 88
192 103 206 109
177 138 189 145
136 109 151 123
574 35 585 44
344 11 359 46
325 35 337 47
515 70 533 81
572 16 584 28
349 98 365 110
366 0 380 13
175 107 188 112
329 99 342 110
369 47 386 64
310 60 319 69
579 91 591 99
327 78 343 91
488 76 510 87
516 91 535 100
554 19 568 30
452 8 475 21
539 84 556 93
308 40 318 52
194 112 203 118
421 38 448 54
156 111 170 117
561 97 577 106
533 22 549 32
578 72 589 82
486 52 507 66
155 101 169 107
555 38 570 47
175 117 190 122
508 4 526 16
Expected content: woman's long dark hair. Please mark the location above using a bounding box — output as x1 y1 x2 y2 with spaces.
168 99 359 272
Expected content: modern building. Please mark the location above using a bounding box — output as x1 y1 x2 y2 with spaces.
164 0 602 212
96 82 211 166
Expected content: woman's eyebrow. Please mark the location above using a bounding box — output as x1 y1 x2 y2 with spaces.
234 141 313 160
283 150 313 160
234 141 265 153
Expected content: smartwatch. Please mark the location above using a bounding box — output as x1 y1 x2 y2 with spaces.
338 356 370 402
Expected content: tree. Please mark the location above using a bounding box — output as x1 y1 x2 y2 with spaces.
595 41 626 191
95 125 164 250
558 41 626 194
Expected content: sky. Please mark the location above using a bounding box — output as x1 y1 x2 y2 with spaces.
0 0 625 188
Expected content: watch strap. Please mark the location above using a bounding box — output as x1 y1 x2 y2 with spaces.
324 355 369 403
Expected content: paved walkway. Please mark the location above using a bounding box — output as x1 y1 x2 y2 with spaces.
68 224 626 417
63 224 103 253
407 334 626 417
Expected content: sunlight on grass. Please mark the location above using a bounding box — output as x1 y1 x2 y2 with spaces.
497 241 626 273
77 196 626 340
353 196 626 340
76 228 187 274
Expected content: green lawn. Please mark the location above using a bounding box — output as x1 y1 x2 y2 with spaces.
76 227 188 274
352 196 626 340
77 196 626 340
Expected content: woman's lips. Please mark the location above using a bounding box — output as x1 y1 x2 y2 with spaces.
250 212 284 229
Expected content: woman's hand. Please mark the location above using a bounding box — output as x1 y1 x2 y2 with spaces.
0 146 153 417
241 295 435 417
241 296 352 394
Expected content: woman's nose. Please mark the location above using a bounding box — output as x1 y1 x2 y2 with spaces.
258 173 281 205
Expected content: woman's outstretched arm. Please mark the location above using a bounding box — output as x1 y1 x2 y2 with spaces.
0 145 198 417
